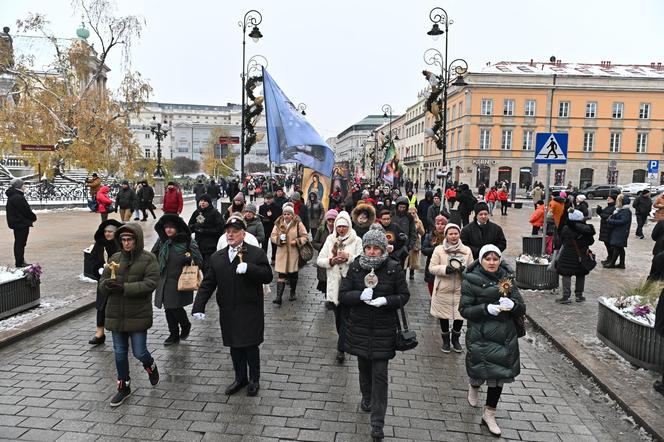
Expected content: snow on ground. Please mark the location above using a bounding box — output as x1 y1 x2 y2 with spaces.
0 266 26 284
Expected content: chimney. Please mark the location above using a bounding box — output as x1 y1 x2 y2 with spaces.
606 60 611 67
651 62 656 68
530 59 534 66
658 62 662 69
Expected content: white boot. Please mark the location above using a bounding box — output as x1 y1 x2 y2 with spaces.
467 385 479 407
482 406 501 436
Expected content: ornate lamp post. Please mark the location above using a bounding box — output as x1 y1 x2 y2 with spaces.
239 10 264 183
423 6 468 205
150 115 169 204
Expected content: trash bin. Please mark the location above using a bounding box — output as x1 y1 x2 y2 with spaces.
515 261 558 290
522 236 544 257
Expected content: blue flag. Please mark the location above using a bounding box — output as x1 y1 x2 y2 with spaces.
263 68 334 177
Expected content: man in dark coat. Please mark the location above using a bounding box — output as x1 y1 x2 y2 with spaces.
596 190 619 264
460 202 507 260
377 209 407 264
116 180 136 222
392 196 417 257
258 193 279 259
193 179 207 202
273 187 288 209
455 184 478 227
632 189 652 239
604 195 632 268
192 216 273 397
5 178 37 267
418 190 434 232
187 194 224 271
207 179 221 209
137 181 156 221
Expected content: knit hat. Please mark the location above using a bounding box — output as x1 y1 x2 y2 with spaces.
362 224 388 252
282 202 295 214
199 194 212 205
576 194 586 203
10 178 24 189
443 223 461 235
560 191 567 198
474 202 490 214
335 211 351 228
243 203 257 215
291 191 301 202
395 196 409 207
233 192 245 203
568 210 584 221
325 209 339 220
479 244 502 261
121 180 129 185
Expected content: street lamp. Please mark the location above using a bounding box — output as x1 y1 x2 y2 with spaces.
423 6 468 206
150 115 168 177
239 9 263 183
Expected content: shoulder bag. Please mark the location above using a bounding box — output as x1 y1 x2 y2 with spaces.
177 252 202 291
395 304 418 351
572 239 597 272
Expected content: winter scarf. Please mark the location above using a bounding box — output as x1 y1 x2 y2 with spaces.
157 234 203 273
443 239 464 254
359 253 388 271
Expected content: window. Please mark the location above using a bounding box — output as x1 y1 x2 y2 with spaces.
144 149 151 158
585 102 597 118
503 99 515 116
639 103 651 119
524 100 536 117
583 131 594 152
480 129 491 150
501 129 513 150
636 133 648 153
610 132 621 152
452 104 457 120
144 133 150 139
481 99 493 116
522 130 533 150
612 102 624 119
558 101 570 118
450 131 455 150
457 128 462 150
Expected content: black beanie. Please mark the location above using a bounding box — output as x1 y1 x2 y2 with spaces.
474 202 490 214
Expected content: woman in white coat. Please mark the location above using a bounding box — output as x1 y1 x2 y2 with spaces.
429 223 474 353
316 211 363 363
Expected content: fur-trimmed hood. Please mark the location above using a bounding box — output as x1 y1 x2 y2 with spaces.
351 202 376 228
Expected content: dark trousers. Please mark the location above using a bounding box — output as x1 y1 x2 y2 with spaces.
500 200 508 215
603 241 613 261
531 226 540 235
141 208 156 220
357 357 389 429
230 346 260 382
333 305 347 352
165 307 190 336
100 212 108 222
96 308 105 327
486 386 503 408
13 227 29 266
636 214 647 237
609 246 625 266
439 319 463 333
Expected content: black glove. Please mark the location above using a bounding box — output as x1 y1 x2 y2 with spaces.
104 280 124 294
445 264 456 275
596 205 602 214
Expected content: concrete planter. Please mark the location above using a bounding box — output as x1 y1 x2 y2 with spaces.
596 301 664 372
515 261 559 290
0 276 41 320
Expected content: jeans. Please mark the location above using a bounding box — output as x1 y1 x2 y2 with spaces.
487 201 495 215
112 331 153 381
358 357 389 429
561 274 585 298
12 227 29 266
230 346 260 382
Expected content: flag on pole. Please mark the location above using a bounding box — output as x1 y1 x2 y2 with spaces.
379 141 403 185
263 68 334 177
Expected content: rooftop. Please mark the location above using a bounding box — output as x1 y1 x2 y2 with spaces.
336 114 401 139
480 60 664 79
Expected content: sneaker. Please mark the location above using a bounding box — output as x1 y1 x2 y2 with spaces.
145 363 159 386
133 217 139 221
109 380 131 407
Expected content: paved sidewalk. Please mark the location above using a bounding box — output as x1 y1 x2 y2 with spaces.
0 258 651 441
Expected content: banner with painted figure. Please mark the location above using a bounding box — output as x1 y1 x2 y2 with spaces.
302 167 331 212
379 140 404 186
263 68 335 177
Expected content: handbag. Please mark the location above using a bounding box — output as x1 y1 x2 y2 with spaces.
177 265 202 291
395 305 418 351
572 239 597 272
297 239 314 263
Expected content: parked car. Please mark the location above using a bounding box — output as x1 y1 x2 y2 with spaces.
526 185 567 199
620 182 651 196
579 184 623 199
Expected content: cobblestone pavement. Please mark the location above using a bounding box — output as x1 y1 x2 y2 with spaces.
0 245 653 441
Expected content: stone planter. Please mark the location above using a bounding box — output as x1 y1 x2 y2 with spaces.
596 301 664 372
515 261 558 290
0 275 41 320
522 236 544 257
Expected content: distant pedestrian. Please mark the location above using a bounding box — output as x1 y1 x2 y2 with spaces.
596 190 619 264
193 179 207 202
137 180 156 221
603 194 632 269
5 178 37 267
406 207 425 280
162 182 183 215
207 179 221 209
497 187 509 216
554 209 595 303
485 186 498 215
529 200 545 235
270 202 308 304
116 180 136 222
96 185 114 222
632 189 652 239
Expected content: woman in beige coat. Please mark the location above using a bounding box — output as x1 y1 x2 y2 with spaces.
407 207 426 280
316 211 363 363
429 223 473 353
270 202 308 305
654 193 664 221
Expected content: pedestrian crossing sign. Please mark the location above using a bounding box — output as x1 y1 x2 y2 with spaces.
534 133 568 164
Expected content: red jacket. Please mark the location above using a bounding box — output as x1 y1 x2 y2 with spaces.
163 187 183 214
96 186 113 213
529 205 544 227
497 190 508 202
485 190 498 202
445 188 456 199
294 199 304 216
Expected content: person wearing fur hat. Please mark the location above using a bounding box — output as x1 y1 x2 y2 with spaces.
317 211 363 363
5 178 37 267
187 194 224 272
270 202 309 304
554 209 595 303
351 202 377 239
429 223 473 352
88 219 123 346
151 215 204 345
604 194 632 269
312 209 339 293
242 203 265 246
460 245 525 436
461 202 507 260
339 224 410 441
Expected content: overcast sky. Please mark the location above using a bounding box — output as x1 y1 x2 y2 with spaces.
4 0 664 139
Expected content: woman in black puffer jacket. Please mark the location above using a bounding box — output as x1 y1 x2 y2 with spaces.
339 225 410 441
554 209 595 304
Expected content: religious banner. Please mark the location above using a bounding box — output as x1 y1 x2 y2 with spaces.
379 140 404 186
302 167 331 212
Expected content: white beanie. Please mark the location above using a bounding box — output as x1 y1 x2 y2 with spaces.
334 211 351 228
479 244 502 261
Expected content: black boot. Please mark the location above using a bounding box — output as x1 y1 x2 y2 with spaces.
289 275 298 301
451 331 463 353
409 269 414 280
273 282 285 305
441 332 451 353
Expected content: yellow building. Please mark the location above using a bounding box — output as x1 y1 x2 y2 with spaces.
422 61 664 190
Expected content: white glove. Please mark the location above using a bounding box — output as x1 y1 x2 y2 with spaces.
236 262 248 274
98 267 104 275
279 233 287 241
499 297 515 310
360 287 373 301
366 297 387 307
193 312 205 320
487 304 501 316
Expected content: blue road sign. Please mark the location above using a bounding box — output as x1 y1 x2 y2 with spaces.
534 133 568 164
648 160 659 174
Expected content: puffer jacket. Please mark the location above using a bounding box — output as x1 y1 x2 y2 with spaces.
554 221 595 276
339 257 410 360
597 202 616 243
115 186 136 210
607 207 632 247
99 223 159 332
5 187 37 229
393 197 416 250
459 261 525 381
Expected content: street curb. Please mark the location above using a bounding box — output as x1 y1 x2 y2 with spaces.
0 296 96 349
525 312 664 442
